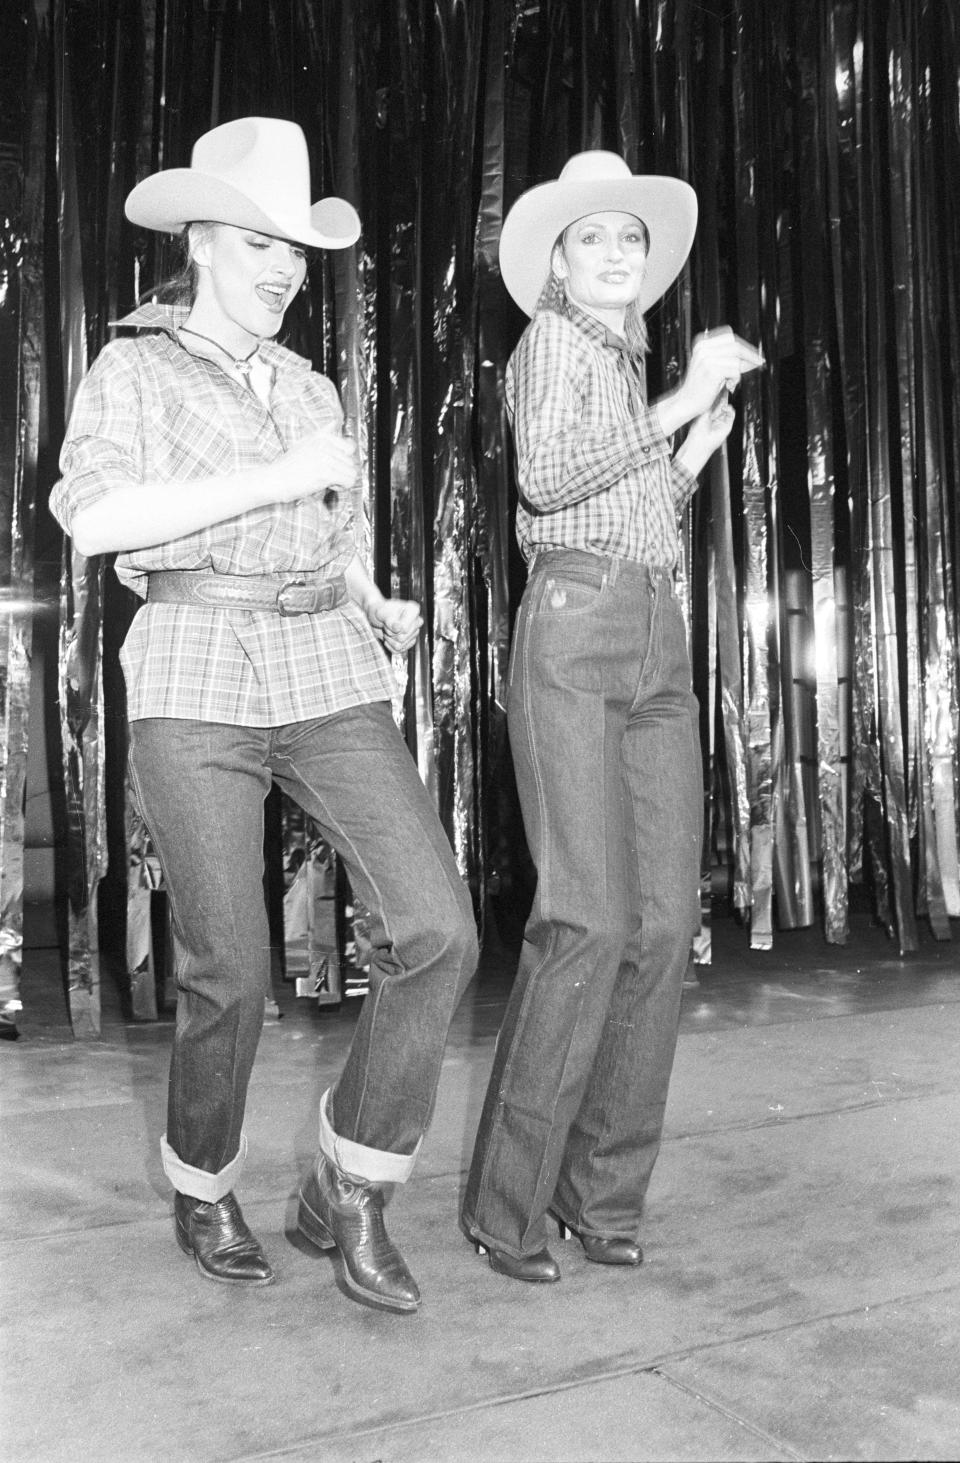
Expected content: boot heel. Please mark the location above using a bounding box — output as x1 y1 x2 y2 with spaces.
297 1193 336 1251
555 1219 572 1241
299 1156 420 1311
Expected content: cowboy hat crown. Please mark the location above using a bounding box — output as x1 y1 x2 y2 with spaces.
499 150 698 316
124 116 360 250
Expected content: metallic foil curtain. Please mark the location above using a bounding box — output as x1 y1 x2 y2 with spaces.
0 3 46 1036
8 0 959 1036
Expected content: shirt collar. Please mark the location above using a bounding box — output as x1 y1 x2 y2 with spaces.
111 302 188 334
110 302 309 371
550 299 632 354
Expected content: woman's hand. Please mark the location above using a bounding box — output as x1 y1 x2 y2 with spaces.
270 424 361 503
673 393 738 477
343 553 423 653
365 595 424 654
657 327 763 437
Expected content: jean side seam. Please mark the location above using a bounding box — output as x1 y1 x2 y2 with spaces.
567 680 630 1237
129 722 265 1176
203 722 264 1174
576 766 645 1231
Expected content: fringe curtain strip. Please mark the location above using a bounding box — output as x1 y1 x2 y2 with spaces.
0 6 44 1034
4 0 958 1032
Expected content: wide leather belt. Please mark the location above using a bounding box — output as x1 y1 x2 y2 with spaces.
146 569 347 616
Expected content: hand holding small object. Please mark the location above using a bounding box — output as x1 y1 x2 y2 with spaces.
688 327 764 412
656 325 763 440
273 424 361 504
673 332 762 473
709 385 734 427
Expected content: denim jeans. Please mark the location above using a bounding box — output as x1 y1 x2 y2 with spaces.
462 550 702 1257
128 702 478 1198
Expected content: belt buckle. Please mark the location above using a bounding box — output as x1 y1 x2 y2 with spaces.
277 578 308 616
276 578 336 615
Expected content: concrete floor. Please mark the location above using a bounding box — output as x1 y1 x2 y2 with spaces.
3 907 960 1462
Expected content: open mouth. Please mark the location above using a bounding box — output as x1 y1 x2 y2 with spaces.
255 283 288 312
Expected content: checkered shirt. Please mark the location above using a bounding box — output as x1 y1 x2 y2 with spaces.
507 302 698 567
50 304 394 725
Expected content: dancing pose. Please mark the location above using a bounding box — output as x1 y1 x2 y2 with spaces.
462 151 761 1281
52 117 478 1313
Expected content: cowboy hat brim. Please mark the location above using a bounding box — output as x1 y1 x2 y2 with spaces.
124 171 361 250
499 175 698 316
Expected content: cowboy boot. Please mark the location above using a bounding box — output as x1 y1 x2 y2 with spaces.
297 1154 420 1313
174 1191 275 1286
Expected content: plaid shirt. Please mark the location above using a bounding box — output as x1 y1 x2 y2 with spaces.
50 304 394 725
507 303 698 567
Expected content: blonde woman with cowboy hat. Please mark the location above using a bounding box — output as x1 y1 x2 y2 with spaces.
461 151 762 1283
50 117 478 1314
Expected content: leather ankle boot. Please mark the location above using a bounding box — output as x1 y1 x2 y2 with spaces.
297 1155 420 1313
174 1191 274 1286
475 1240 561 1282
580 1234 644 1266
556 1217 643 1266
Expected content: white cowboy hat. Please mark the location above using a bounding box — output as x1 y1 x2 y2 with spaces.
499 150 698 316
124 116 360 250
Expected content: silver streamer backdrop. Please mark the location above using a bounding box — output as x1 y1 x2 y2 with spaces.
3 0 958 1033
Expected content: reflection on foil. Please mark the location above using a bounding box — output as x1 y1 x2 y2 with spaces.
794 4 848 943
1 10 44 1040
861 1 916 953
59 547 107 1037
56 19 109 1036
731 4 774 952
281 800 370 1005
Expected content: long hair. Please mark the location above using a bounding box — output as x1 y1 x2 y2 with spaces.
140 223 214 306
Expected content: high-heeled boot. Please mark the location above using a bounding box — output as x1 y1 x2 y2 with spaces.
174 1191 275 1285
475 1240 561 1283
297 1155 420 1313
556 1216 643 1266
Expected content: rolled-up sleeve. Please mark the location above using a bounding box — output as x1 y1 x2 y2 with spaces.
510 312 676 513
49 342 143 535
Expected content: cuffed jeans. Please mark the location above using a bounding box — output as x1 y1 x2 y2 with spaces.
128 702 478 1201
462 550 702 1257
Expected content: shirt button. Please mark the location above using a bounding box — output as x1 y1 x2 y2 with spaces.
642 445 651 454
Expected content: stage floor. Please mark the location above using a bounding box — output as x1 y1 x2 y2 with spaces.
3 910 959 1462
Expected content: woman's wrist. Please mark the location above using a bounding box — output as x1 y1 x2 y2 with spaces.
673 440 707 477
361 586 387 620
654 386 693 440
343 554 385 619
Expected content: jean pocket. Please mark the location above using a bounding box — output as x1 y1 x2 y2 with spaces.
533 571 605 616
